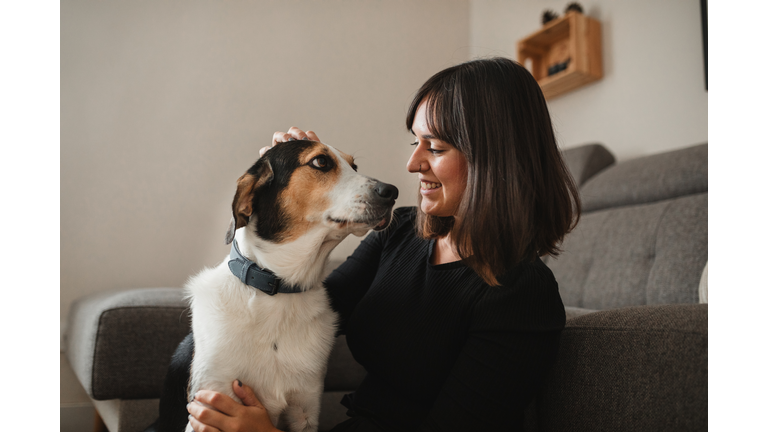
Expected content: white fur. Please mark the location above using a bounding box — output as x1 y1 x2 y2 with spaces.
184 144 391 432
186 247 336 431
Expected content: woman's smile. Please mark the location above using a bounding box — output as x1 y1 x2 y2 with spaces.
406 101 468 217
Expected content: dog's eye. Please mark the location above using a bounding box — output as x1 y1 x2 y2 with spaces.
311 156 329 169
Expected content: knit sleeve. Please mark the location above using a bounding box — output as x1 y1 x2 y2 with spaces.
324 207 414 335
418 265 566 431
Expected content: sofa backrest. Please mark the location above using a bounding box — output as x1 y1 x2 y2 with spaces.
548 143 708 309
561 143 616 186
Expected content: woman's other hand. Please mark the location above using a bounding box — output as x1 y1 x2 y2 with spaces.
261 127 321 157
187 380 281 432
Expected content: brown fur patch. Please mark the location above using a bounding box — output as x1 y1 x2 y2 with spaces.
276 143 340 241
232 161 274 231
233 173 256 229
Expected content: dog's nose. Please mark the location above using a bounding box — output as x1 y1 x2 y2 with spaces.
374 182 399 202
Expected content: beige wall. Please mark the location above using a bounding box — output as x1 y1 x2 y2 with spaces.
61 0 470 322
470 0 708 161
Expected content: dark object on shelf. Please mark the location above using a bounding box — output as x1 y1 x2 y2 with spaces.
542 9 559 25
548 58 571 76
565 2 584 14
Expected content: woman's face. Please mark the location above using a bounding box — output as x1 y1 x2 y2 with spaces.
406 101 468 218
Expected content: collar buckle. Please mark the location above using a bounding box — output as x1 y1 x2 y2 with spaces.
229 239 300 295
267 279 280 296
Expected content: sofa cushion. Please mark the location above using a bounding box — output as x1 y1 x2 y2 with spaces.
548 193 707 309
548 143 709 310
530 304 707 431
580 143 707 213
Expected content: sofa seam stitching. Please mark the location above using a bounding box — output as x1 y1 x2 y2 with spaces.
645 200 675 305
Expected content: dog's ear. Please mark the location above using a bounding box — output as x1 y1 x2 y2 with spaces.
225 159 274 244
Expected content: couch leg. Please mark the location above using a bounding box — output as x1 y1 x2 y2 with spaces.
93 410 108 432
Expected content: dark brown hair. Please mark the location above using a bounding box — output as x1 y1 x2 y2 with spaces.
405 57 581 286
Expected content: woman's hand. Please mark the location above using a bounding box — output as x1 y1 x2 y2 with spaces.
260 127 321 157
187 380 281 432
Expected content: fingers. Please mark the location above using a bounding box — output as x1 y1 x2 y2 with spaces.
189 384 276 432
270 127 321 146
193 390 241 417
305 130 320 141
271 131 293 146
271 128 310 144
187 399 229 432
188 413 220 432
286 126 310 141
264 127 322 158
232 379 263 408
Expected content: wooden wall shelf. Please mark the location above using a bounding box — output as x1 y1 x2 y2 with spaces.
517 11 602 100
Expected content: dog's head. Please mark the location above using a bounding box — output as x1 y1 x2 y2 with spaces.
225 140 398 245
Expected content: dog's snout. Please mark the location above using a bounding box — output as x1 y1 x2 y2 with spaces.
374 182 399 202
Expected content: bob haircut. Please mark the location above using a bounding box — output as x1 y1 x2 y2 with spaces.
405 57 581 286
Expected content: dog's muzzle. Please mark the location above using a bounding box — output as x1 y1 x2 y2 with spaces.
369 181 398 231
373 181 399 204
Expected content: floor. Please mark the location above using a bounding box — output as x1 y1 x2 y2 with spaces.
61 351 99 432
61 404 97 432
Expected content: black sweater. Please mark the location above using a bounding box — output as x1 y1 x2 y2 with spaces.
324 207 566 432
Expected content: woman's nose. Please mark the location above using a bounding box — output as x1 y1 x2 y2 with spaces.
406 148 425 173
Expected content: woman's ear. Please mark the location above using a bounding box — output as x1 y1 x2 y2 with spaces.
225 159 274 244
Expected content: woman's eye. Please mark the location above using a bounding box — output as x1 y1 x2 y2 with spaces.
311 156 328 169
411 141 443 154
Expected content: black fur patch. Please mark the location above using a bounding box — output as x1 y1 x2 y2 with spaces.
249 141 316 243
143 333 194 432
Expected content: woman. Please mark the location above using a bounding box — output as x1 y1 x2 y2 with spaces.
187 57 580 432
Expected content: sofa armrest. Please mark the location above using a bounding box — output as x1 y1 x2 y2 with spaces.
531 304 707 432
66 286 367 402
65 288 191 400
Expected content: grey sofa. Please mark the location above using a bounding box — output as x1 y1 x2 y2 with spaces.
64 142 707 432
532 143 708 431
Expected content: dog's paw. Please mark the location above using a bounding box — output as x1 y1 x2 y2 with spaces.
284 405 317 432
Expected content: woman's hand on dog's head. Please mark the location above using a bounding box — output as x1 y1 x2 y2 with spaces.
187 380 282 432
262 127 321 157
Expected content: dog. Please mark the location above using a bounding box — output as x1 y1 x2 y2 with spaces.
144 140 398 432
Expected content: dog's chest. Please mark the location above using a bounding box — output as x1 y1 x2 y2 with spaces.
187 263 337 383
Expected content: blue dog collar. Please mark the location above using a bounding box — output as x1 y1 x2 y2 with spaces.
228 239 304 295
